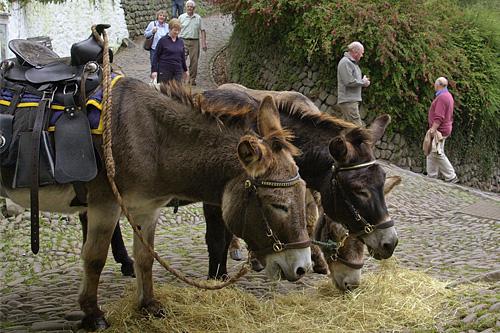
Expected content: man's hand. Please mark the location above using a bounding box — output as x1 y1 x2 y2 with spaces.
183 71 190 83
151 72 158 80
152 27 158 34
362 75 371 87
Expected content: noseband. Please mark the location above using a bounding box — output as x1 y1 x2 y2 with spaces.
330 160 394 239
243 173 311 257
312 215 364 270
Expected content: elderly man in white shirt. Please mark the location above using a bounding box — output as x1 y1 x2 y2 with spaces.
179 0 207 86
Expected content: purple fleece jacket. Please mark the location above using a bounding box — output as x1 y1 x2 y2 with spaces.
151 34 187 74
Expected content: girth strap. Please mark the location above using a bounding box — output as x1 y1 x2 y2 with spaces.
6 85 25 115
30 96 50 254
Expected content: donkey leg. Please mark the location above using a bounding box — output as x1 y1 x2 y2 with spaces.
204 203 231 280
81 212 135 277
111 221 135 277
79 200 121 331
132 209 164 316
80 211 88 244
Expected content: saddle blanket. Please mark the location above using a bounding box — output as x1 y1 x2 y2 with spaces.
0 74 123 135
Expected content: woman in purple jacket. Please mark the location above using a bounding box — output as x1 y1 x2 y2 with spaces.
151 18 189 83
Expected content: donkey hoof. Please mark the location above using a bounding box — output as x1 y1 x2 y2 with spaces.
81 314 110 331
313 263 329 275
229 249 243 261
120 261 135 277
141 299 166 318
216 273 230 281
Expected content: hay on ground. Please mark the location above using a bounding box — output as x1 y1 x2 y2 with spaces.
105 260 472 332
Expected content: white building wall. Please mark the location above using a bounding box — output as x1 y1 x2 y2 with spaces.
3 0 128 58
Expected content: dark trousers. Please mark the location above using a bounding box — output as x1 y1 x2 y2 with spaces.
158 69 183 83
149 49 156 67
172 0 184 17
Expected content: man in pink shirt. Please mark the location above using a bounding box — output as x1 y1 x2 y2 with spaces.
426 77 458 183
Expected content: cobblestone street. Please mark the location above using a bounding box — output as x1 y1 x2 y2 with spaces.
1 14 499 333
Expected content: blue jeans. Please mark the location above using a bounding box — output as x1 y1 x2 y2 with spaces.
172 0 183 18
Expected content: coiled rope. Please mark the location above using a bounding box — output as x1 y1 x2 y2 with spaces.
93 26 249 290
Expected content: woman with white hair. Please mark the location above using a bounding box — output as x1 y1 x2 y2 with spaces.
144 9 169 67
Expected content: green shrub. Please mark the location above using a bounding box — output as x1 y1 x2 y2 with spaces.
216 0 499 178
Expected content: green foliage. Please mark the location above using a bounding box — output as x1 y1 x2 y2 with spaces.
218 0 499 178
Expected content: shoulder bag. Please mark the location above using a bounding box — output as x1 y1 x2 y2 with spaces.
143 21 156 51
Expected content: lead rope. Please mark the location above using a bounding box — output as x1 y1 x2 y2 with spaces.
95 26 248 290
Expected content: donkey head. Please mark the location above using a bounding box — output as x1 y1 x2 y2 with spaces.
325 221 364 291
325 115 398 260
316 175 402 291
222 96 311 282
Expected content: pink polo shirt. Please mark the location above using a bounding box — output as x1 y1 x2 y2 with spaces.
428 90 454 137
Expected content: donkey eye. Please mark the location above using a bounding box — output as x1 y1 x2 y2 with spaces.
270 203 289 213
355 189 370 198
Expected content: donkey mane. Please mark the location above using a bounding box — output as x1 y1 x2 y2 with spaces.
156 81 300 156
274 99 356 132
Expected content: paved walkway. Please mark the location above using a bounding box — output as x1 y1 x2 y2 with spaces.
1 14 499 333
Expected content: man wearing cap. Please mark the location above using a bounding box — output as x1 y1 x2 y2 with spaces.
179 0 207 86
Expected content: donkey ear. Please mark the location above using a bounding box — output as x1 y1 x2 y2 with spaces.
237 138 262 167
369 114 391 144
329 136 348 162
383 175 401 196
257 95 282 136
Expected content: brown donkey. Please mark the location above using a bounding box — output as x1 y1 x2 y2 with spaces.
0 78 311 330
191 85 398 284
311 175 402 291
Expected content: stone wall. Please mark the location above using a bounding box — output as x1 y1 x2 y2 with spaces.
120 0 171 40
3 0 128 58
228 49 499 193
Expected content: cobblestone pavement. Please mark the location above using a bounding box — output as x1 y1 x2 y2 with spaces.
1 14 499 333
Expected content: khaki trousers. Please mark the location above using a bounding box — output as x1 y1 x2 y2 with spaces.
426 138 457 181
184 39 200 84
337 102 364 126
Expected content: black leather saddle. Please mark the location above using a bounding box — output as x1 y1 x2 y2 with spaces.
6 24 111 86
0 24 114 254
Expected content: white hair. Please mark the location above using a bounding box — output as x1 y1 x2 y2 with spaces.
435 77 448 87
348 41 364 52
186 0 196 7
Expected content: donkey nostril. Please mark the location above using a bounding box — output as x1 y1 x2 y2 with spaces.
296 267 306 276
345 283 359 291
383 241 395 253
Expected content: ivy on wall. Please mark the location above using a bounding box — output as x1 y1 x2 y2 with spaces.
219 0 499 179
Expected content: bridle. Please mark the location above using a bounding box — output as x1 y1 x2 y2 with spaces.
242 173 311 257
312 215 364 270
330 160 394 239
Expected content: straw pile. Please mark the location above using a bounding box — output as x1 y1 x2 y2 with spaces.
105 260 469 332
